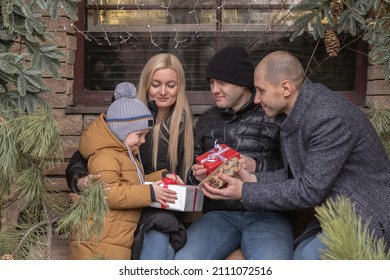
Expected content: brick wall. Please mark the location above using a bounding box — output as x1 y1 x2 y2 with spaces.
366 64 390 108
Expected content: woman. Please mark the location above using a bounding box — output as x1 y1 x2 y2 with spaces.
134 53 194 260
65 53 194 260
137 53 194 180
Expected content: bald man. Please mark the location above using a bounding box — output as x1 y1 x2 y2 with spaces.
202 51 390 259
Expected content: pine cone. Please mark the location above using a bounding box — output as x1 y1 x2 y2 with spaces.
324 30 340 57
330 0 344 19
1 254 14 260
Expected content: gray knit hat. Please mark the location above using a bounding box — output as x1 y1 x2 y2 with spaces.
106 82 154 142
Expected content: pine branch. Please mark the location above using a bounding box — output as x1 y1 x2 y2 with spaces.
368 106 390 158
55 178 109 242
12 215 58 258
316 196 390 260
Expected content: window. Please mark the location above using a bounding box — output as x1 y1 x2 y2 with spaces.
70 0 367 110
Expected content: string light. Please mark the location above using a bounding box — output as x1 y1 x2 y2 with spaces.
71 0 298 49
93 0 111 45
161 0 186 48
136 0 158 47
189 0 200 35
71 23 92 41
244 2 252 33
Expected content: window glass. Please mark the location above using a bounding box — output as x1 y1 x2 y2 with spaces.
79 1 362 101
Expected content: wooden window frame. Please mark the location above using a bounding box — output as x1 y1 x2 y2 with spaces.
68 0 368 114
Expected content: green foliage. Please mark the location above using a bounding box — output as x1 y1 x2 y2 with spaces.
0 0 79 259
0 0 79 99
0 107 63 202
368 106 390 158
316 196 390 260
291 0 390 80
55 178 109 242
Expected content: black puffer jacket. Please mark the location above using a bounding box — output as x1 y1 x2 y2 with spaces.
189 96 284 211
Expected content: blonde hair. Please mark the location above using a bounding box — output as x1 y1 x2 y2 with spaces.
137 53 194 179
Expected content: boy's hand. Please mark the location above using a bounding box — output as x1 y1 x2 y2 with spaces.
152 180 177 207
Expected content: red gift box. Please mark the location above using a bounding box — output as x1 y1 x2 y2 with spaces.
196 143 240 175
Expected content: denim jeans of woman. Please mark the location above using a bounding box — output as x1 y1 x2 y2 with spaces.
293 232 326 260
174 210 293 260
139 230 175 260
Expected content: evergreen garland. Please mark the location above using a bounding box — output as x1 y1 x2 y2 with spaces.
291 0 390 80
316 196 390 260
0 0 80 259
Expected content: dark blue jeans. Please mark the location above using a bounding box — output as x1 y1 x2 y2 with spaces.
293 232 326 260
175 211 294 260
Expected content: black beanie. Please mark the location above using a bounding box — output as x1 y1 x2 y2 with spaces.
206 46 254 91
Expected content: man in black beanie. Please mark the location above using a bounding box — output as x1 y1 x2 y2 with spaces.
175 46 293 260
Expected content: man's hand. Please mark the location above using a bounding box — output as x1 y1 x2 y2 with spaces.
202 173 244 200
201 168 257 200
191 163 207 181
238 155 256 173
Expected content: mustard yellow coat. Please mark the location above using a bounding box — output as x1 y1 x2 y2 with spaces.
67 113 164 260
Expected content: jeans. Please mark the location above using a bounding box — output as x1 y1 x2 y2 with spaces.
174 211 293 260
139 229 175 260
293 232 326 260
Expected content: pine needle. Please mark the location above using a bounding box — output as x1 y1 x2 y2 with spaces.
316 196 390 260
15 110 64 160
368 106 390 158
0 117 21 181
55 178 109 241
0 204 57 260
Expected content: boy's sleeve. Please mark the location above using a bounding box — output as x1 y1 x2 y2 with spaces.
88 150 153 209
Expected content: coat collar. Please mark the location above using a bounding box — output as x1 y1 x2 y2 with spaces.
280 78 315 136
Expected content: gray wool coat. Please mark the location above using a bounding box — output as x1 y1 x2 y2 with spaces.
242 78 390 245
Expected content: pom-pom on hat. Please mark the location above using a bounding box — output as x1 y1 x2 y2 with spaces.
206 46 254 91
106 82 154 142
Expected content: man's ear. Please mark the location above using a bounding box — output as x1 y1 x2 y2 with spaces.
281 80 293 97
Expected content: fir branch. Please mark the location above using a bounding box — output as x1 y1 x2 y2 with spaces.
316 196 390 260
55 178 109 241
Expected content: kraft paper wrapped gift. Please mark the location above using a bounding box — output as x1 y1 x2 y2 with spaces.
199 156 242 189
196 143 240 175
150 184 204 212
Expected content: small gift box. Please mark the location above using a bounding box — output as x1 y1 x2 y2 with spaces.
196 143 240 175
150 184 204 212
199 156 242 188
